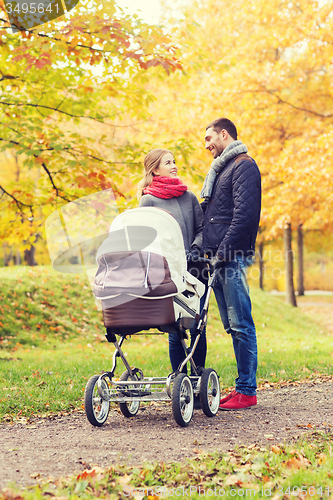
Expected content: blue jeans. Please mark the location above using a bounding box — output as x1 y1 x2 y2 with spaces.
169 293 207 375
213 256 257 396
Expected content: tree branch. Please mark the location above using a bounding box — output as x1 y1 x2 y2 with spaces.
0 70 19 82
0 18 162 57
0 18 106 53
40 161 71 202
0 100 107 122
234 88 333 118
268 91 333 118
0 100 151 127
0 183 33 212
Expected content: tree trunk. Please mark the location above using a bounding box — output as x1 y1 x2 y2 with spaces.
3 244 12 266
258 241 264 290
284 223 297 306
24 245 37 266
297 224 305 296
14 250 21 265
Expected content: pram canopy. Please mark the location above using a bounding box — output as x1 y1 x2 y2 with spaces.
95 207 190 299
94 207 205 331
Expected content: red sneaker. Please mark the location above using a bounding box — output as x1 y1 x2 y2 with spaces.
219 389 237 406
219 392 257 410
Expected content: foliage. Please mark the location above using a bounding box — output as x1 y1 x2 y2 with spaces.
248 239 333 292
0 0 182 247
1 433 333 499
1 0 333 258
126 0 333 240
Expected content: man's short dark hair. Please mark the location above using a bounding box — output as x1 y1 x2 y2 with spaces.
206 118 237 140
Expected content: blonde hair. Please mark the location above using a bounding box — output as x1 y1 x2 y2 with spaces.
137 148 172 199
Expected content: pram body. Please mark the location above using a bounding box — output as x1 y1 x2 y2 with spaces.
84 207 220 427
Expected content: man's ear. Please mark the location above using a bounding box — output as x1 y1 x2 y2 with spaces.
220 128 228 140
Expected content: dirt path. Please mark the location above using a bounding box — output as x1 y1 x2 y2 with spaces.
1 379 332 488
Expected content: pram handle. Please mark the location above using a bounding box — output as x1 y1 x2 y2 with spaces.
196 256 211 263
195 256 221 288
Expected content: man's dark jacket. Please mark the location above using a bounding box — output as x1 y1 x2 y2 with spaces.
202 153 261 260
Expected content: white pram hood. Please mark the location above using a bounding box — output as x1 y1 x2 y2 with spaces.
96 207 204 296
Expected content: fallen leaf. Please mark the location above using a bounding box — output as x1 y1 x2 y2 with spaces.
225 474 243 486
271 445 281 454
0 488 24 500
133 494 145 500
174 473 189 482
118 474 132 485
283 454 310 469
317 453 327 465
77 469 95 481
30 472 40 479
76 467 104 482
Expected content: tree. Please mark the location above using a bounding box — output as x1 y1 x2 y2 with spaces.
297 225 305 296
0 0 181 251
284 224 297 306
128 0 333 291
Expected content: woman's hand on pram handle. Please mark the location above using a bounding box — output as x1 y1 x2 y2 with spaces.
186 246 201 262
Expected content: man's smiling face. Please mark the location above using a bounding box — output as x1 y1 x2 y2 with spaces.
204 127 225 158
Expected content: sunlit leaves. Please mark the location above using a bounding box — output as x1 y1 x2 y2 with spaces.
0 0 182 246
137 0 333 239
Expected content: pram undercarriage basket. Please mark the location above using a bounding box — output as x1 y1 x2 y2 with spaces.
84 207 220 427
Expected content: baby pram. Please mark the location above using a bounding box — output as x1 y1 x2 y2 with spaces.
84 207 220 427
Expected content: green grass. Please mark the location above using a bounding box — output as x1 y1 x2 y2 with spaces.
0 266 104 350
2 432 333 499
0 266 332 421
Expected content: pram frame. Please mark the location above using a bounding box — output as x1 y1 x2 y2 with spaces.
84 268 221 427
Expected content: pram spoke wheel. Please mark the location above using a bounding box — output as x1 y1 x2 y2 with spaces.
119 370 141 418
85 375 110 427
199 369 220 417
172 373 194 427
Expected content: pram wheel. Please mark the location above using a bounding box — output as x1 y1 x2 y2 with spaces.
199 368 220 417
172 373 194 427
118 370 142 418
85 375 110 427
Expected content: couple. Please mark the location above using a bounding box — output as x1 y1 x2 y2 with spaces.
138 117 261 411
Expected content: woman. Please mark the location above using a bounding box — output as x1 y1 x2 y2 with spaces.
138 148 207 375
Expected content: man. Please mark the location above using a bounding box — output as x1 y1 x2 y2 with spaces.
201 117 261 410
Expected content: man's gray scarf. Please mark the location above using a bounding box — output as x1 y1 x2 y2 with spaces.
200 140 248 199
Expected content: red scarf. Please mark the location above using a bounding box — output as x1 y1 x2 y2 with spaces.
143 176 188 199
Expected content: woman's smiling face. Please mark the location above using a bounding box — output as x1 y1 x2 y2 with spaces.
153 153 178 177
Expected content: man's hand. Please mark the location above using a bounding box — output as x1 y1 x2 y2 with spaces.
209 253 224 273
186 246 201 262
